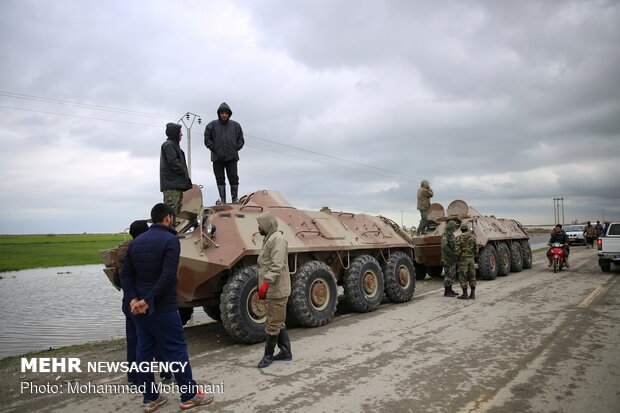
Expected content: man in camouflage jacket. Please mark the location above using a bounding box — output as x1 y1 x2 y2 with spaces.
441 220 459 297
456 222 477 300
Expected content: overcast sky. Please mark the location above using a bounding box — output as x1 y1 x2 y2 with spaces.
1 0 619 234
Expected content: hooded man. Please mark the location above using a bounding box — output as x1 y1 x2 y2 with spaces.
441 220 459 297
256 212 292 369
160 122 192 218
204 102 244 204
417 179 433 235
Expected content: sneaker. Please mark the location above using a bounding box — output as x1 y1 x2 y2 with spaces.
180 391 214 410
144 394 168 413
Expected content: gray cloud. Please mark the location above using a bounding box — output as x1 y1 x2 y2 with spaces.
1 0 619 234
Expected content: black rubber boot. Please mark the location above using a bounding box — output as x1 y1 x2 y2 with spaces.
231 185 239 204
457 288 469 300
444 287 458 297
216 185 227 205
273 329 293 361
258 334 278 368
469 286 476 300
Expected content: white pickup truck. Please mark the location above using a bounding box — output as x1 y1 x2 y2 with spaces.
597 222 620 272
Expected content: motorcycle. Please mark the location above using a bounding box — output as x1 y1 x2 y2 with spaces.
549 242 566 273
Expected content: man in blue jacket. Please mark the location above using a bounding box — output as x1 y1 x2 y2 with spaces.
121 203 213 412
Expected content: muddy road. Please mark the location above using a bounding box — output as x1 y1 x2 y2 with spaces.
1 247 619 413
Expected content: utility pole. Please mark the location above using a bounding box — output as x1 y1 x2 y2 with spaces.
401 210 404 227
553 197 565 226
178 112 202 179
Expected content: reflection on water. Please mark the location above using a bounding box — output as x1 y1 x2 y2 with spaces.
0 264 211 359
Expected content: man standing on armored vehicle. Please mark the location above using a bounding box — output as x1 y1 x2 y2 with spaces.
204 102 244 204
160 122 192 220
441 220 459 297
417 179 433 235
456 222 477 300
256 212 293 368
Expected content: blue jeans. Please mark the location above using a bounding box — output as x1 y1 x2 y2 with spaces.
133 311 197 403
122 302 172 383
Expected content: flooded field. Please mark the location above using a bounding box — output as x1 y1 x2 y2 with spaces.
0 264 211 359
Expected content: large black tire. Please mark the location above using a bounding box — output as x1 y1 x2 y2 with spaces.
382 251 416 303
288 261 338 327
496 243 511 276
601 260 611 272
477 244 498 280
178 307 194 326
521 240 532 269
509 242 524 273
344 255 384 313
220 266 267 344
414 263 427 280
203 305 222 322
427 266 443 278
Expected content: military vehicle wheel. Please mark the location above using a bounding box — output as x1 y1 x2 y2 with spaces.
521 240 532 269
288 260 338 327
220 266 267 344
427 266 443 278
477 244 498 280
178 307 194 326
382 251 415 303
344 255 384 312
509 242 524 272
414 263 427 280
203 305 222 322
496 243 511 276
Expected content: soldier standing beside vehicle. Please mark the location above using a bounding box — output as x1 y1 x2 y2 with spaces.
160 122 192 220
595 220 604 239
416 179 433 235
256 212 292 368
456 222 477 300
204 102 244 205
441 220 459 297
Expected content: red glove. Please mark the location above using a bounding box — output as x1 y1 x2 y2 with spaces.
258 281 270 299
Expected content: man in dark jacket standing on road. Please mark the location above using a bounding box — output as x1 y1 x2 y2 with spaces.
256 212 292 369
121 203 213 411
204 102 244 204
160 123 192 219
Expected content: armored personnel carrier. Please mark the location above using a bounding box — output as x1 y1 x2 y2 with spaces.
410 200 531 281
101 186 416 344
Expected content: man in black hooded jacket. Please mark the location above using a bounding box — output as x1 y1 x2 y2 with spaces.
160 122 192 218
204 102 244 204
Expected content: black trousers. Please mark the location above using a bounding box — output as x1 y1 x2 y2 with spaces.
212 160 239 185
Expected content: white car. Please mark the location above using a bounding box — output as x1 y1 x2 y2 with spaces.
564 224 586 245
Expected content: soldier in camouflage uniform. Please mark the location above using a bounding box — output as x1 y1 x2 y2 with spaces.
441 220 459 297
456 221 477 300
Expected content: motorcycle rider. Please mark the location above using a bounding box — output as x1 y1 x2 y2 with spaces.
547 224 570 268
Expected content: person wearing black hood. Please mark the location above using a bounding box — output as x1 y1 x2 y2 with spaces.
160 123 192 218
203 102 244 204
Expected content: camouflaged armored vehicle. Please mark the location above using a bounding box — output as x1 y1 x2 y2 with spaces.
410 200 531 281
101 186 416 344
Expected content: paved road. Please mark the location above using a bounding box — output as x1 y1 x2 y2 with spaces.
3 247 619 413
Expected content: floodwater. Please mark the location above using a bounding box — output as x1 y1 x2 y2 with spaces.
0 265 211 359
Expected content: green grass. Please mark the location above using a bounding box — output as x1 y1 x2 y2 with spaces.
0 234 127 272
